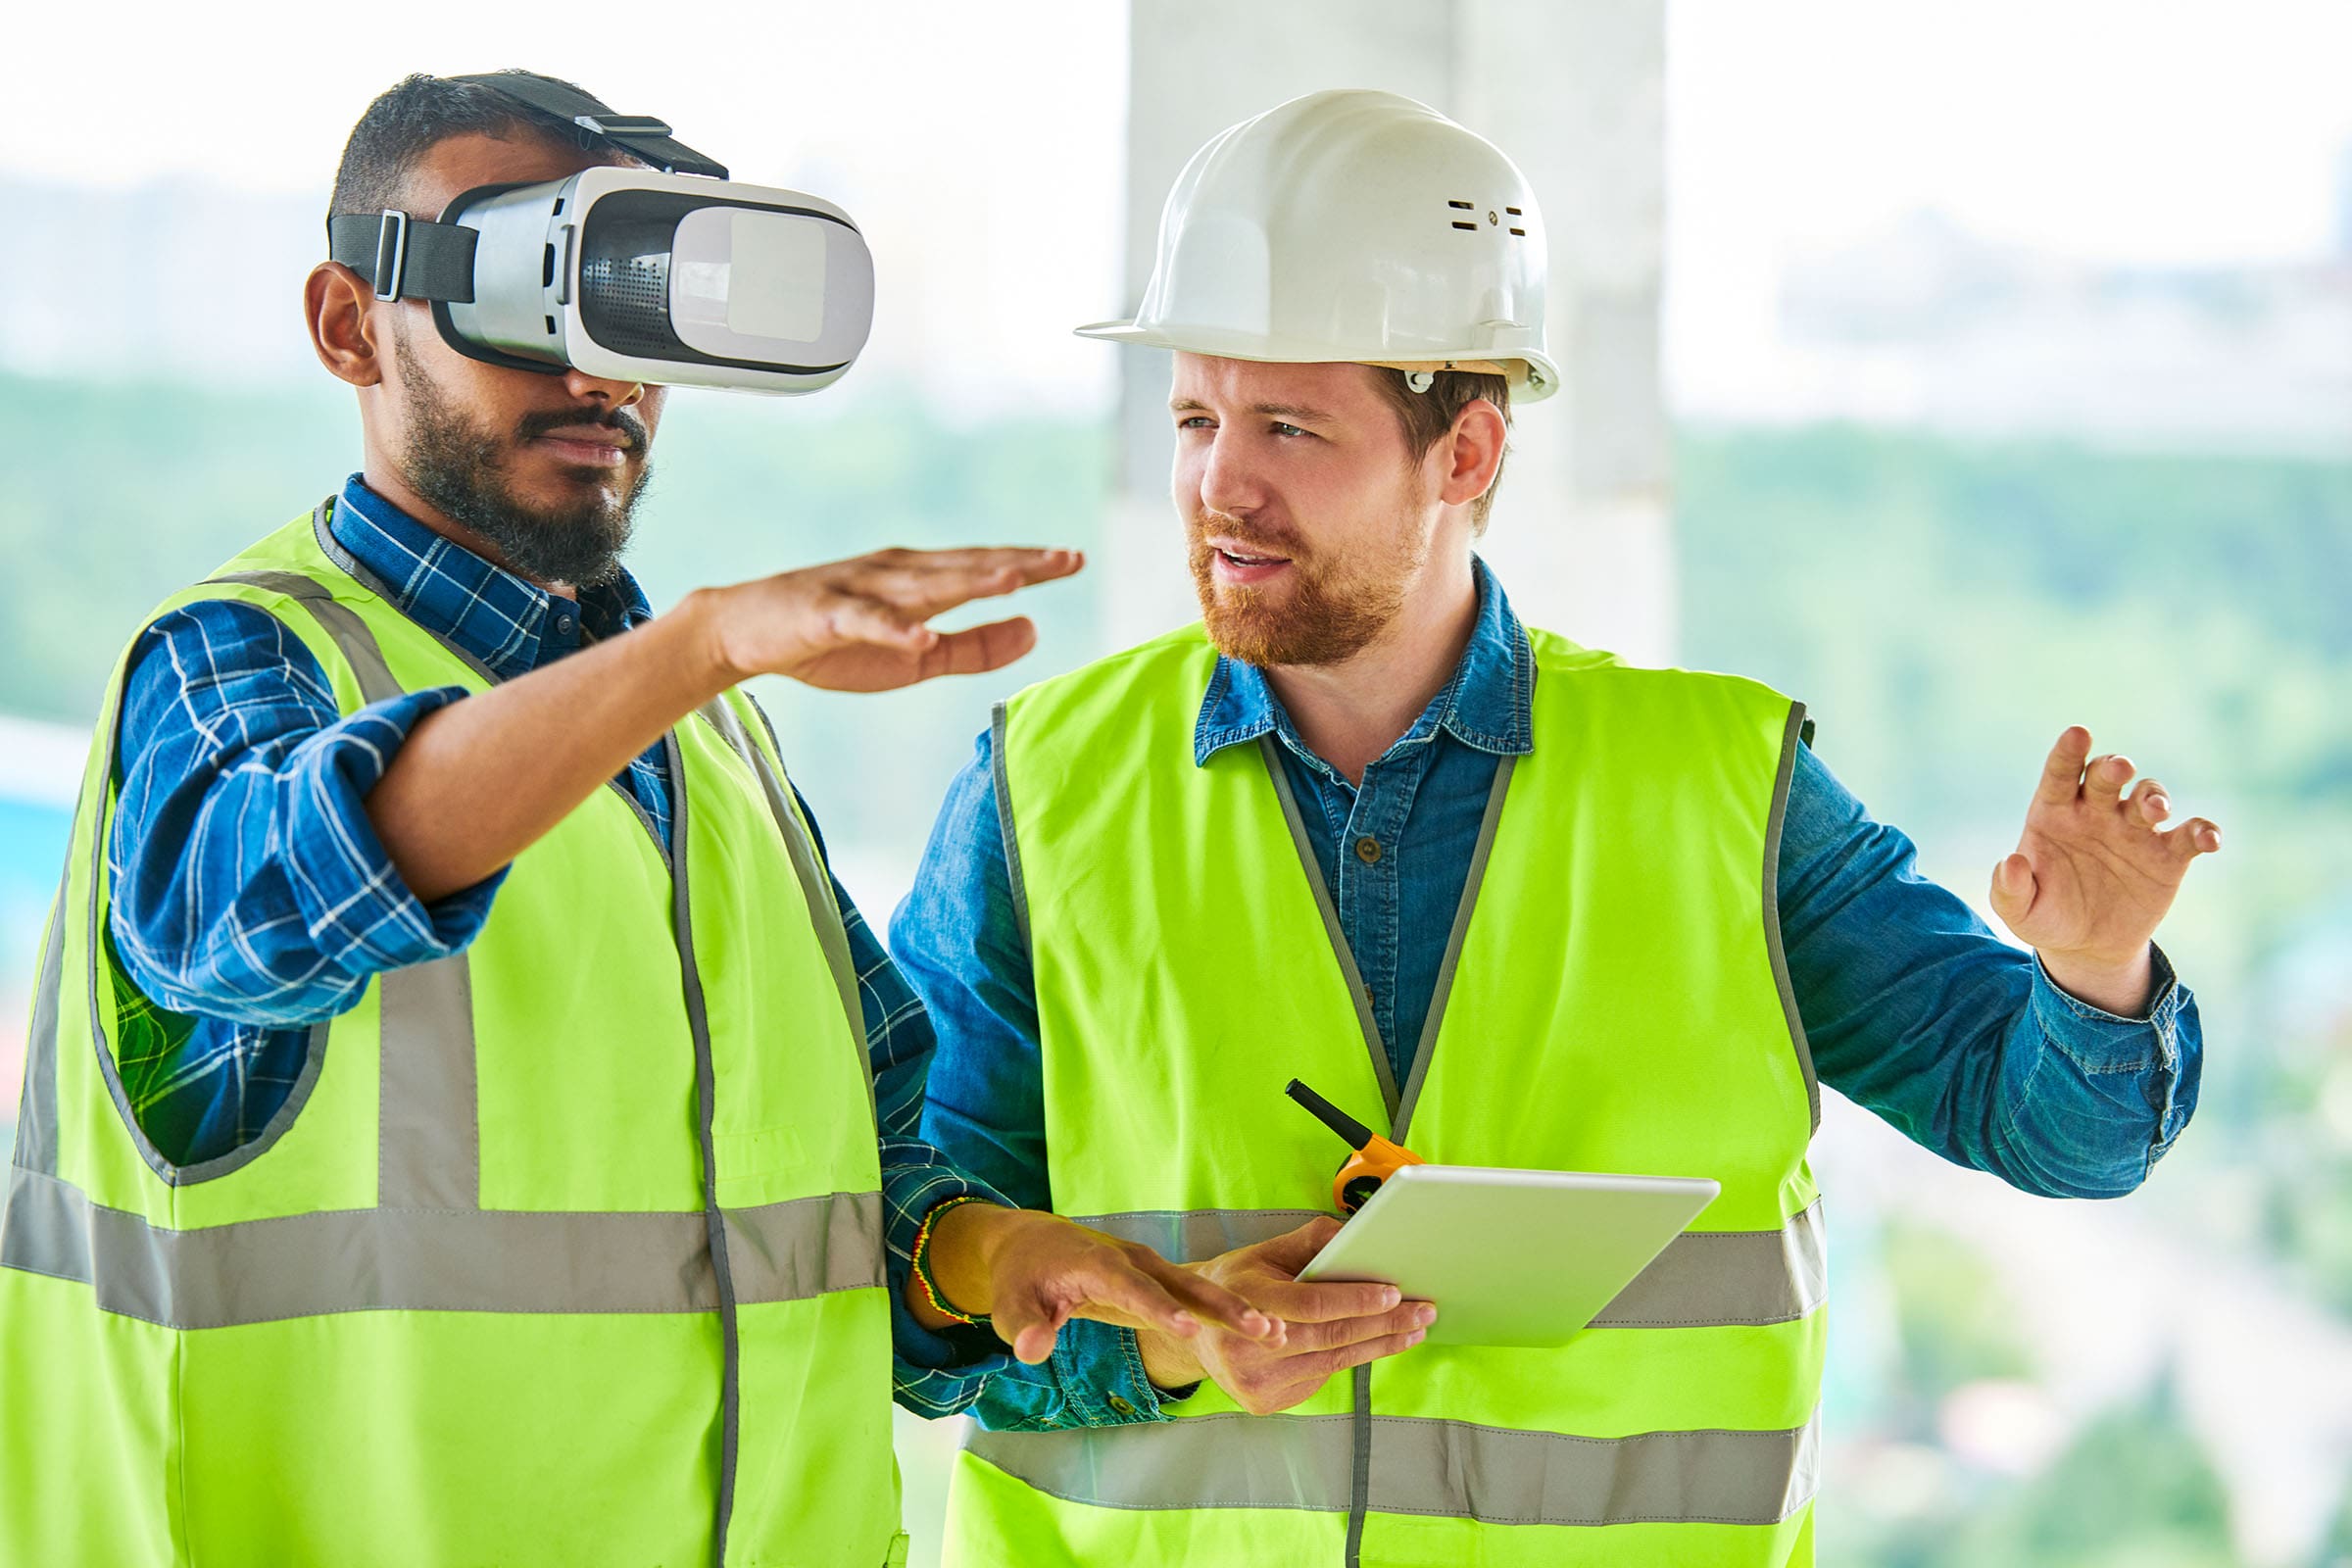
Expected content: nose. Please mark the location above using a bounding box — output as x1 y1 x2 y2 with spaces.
1193 426 1268 521
560 367 648 410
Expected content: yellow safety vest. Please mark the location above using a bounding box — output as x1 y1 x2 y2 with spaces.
949 622 1824 1568
0 505 907 1567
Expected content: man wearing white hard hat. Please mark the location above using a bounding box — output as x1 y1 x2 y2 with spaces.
891 89 2217 1567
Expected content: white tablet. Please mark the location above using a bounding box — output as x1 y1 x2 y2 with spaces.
1295 1163 1721 1348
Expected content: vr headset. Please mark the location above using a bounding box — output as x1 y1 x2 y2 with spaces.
328 74 874 395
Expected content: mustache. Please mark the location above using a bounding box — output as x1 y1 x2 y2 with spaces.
1190 510 1303 558
515 406 651 452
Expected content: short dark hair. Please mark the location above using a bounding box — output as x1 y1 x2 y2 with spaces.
1369 368 1514 533
328 70 621 220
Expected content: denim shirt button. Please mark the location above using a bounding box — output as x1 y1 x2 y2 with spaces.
1355 836 1383 864
1106 1393 1138 1417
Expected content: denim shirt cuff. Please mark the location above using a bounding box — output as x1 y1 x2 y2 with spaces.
2029 943 2183 1072
1048 1318 1178 1426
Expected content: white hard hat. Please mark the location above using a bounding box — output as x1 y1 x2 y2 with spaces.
1079 88 1558 401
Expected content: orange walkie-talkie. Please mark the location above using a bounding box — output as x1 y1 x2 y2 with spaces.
1286 1078 1427 1214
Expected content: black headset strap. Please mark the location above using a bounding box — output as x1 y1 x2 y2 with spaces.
325 213 479 303
451 73 729 180
322 74 726 300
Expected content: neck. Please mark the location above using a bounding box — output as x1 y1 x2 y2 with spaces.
358 451 581 602
1262 553 1480 785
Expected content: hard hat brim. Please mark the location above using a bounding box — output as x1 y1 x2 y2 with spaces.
1074 318 1559 402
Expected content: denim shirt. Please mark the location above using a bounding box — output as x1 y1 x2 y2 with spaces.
890 558 2201 1431
104 474 1013 1413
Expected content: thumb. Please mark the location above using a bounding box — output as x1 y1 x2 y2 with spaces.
1989 852 2037 929
1000 1298 1065 1366
1250 1217 1345 1277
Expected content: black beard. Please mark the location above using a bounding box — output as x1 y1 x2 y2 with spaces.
395 368 654 589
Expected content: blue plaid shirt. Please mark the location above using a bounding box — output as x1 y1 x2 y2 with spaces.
105 473 1013 1412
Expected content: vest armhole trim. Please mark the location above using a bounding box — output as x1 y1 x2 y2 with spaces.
991 703 1034 956
1763 701 1821 1134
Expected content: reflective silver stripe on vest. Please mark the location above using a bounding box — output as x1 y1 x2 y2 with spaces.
966 1407 1820 1528
0 1165 884 1329
1072 1202 1827 1329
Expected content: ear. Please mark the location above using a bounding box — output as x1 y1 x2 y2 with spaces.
306 262 387 388
1436 397 1509 510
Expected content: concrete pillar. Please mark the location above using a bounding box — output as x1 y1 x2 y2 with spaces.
1105 0 1675 663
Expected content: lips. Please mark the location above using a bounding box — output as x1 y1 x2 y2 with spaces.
1207 536 1293 567
1206 538 1296 587
530 424 634 467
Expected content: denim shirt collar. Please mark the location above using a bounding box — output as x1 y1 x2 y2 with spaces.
331 474 653 680
1193 556 1536 770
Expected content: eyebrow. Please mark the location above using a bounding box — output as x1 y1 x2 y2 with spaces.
1169 397 1341 424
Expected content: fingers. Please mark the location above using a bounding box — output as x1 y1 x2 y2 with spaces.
2082 753 2134 807
868 545 1087 580
1279 1300 1437 1354
855 548 1085 618
1076 1258 1211 1348
2126 776 2171 827
1226 1316 1433 1415
2167 816 2223 858
916 617 1040 680
1256 1277 1405 1325
1141 1256 1284 1346
1302 1323 1429 1385
826 595 936 653
2034 726 2094 807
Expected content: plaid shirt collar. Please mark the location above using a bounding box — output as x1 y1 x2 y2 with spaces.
332 474 655 680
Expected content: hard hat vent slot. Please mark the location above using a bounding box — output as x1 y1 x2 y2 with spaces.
1450 220 1478 231
1508 228 1527 237
1446 199 1474 211
1505 207 1523 216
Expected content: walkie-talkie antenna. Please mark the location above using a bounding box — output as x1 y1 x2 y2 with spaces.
1286 1078 1373 1150
1285 1077 1428 1213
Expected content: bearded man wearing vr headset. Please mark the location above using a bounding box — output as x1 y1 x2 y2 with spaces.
0 71 1282 1567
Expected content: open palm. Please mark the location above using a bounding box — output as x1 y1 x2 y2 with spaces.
708 546 1084 693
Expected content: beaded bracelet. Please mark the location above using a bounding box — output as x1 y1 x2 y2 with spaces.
911 1194 992 1327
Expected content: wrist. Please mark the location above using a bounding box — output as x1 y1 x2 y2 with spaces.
924 1199 1012 1321
675 585 750 693
1136 1324 1203 1392
2038 945 2156 1017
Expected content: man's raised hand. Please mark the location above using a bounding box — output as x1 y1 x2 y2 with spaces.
1990 725 2221 1015
694 546 1085 693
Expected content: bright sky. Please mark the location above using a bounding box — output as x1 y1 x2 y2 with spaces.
1 0 1132 412
4 0 2347 410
